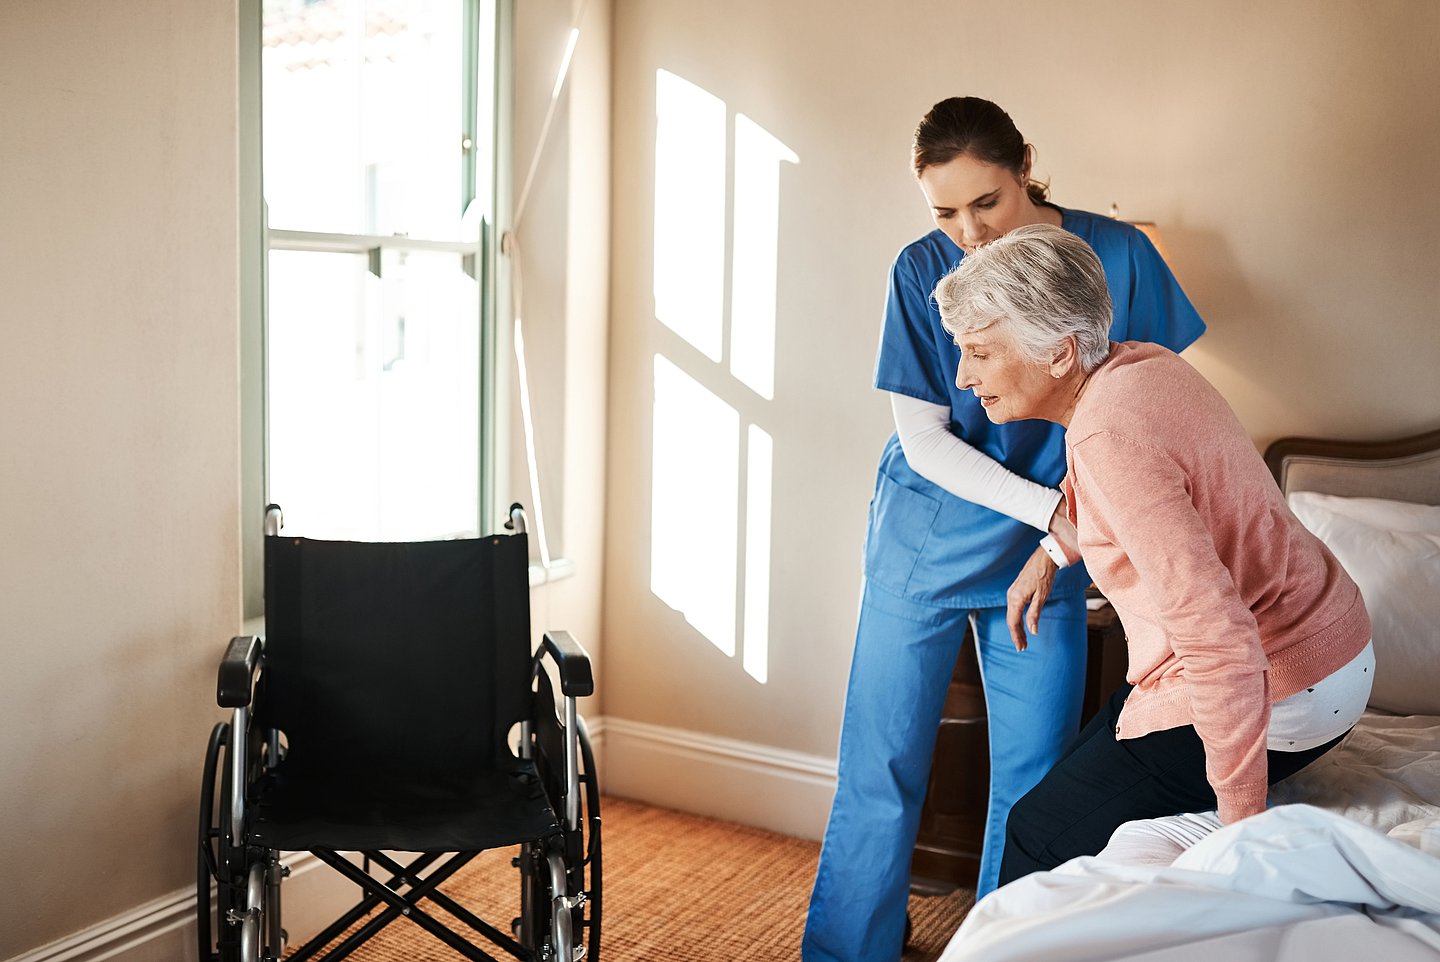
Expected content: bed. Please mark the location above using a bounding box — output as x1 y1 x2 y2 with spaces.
939 428 1440 962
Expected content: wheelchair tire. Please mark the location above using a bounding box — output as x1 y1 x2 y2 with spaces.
520 840 578 959
516 838 551 954
576 717 601 962
522 709 602 961
198 721 245 962
198 723 222 962
200 720 286 962
239 854 286 962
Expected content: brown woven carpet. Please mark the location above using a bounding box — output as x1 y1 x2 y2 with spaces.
293 796 974 961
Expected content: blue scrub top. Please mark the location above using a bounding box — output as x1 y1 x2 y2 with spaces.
866 206 1206 608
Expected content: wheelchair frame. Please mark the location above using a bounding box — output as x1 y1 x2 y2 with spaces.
196 505 601 962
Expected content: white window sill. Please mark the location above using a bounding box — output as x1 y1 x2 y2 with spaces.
529 557 576 587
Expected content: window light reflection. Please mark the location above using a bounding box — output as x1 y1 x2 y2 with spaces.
650 356 739 655
649 71 797 687
730 115 798 401
653 69 726 360
742 425 774 683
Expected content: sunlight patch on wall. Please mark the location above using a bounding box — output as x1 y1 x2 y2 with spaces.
650 355 739 655
649 71 798 684
742 425 774 683
730 115 798 401
653 69 726 361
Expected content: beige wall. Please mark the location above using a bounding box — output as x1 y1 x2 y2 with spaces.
603 0 1440 785
0 1 240 957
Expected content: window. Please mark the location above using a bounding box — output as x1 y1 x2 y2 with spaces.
257 0 501 543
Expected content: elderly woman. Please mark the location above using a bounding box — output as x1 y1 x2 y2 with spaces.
932 223 1374 885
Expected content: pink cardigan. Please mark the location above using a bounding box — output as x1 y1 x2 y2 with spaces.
1063 342 1370 824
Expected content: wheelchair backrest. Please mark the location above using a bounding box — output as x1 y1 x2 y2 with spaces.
258 532 532 780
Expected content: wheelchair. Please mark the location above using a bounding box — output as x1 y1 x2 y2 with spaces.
196 504 600 962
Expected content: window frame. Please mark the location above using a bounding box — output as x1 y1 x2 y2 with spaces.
240 0 512 621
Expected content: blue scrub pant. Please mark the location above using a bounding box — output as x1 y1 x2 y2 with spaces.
801 582 1087 962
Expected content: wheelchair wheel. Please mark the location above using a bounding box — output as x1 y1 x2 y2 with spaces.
575 716 601 961
517 841 583 962
198 721 243 962
198 721 285 962
515 838 552 955
237 854 284 962
517 718 601 961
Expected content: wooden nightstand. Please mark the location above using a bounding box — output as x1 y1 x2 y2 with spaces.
909 600 1128 894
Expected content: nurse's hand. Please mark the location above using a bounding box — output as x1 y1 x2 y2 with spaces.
1006 548 1057 652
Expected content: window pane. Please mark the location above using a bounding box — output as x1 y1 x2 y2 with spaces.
262 0 467 238
268 248 479 540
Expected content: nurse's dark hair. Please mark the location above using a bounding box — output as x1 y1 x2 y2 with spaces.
911 97 1049 204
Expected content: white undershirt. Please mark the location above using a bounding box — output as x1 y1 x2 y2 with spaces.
1267 640 1375 751
889 393 1061 533
1100 641 1376 868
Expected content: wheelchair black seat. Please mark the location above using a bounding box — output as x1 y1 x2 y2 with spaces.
250 761 561 854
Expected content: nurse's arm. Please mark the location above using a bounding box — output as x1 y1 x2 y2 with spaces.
890 392 1061 530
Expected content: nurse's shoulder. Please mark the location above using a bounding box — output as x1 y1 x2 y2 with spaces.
893 228 965 288
1058 206 1147 257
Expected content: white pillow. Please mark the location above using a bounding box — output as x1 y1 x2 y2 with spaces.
1292 492 1440 534
1288 491 1440 715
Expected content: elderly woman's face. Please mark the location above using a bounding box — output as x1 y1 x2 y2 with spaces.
953 323 1059 423
918 154 1036 255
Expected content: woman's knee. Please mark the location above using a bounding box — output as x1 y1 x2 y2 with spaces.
997 788 1053 885
1000 785 1051 861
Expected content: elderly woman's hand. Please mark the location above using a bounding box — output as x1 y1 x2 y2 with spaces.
1006 547 1058 651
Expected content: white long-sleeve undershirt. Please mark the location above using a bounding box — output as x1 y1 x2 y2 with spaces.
890 392 1062 533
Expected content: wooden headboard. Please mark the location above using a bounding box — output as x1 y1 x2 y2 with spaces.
1265 428 1440 505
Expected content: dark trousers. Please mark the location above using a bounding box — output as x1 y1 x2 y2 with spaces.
998 684 1348 887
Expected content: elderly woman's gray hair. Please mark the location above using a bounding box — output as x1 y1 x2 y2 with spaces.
934 223 1113 372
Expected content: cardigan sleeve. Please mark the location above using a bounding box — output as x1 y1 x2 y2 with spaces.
1071 431 1271 823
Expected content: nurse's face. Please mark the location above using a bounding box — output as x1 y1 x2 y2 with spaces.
918 153 1037 255
953 322 1059 424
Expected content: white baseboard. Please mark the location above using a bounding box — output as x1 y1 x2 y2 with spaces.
598 715 837 841
583 713 607 775
6 853 356 962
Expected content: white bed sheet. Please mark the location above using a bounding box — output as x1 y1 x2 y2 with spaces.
939 712 1440 962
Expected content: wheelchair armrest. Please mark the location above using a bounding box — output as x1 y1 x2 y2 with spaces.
537 630 594 697
217 635 263 708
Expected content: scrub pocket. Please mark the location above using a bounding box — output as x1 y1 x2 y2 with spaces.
863 472 941 596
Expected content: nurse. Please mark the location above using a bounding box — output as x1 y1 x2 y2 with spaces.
802 96 1207 962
